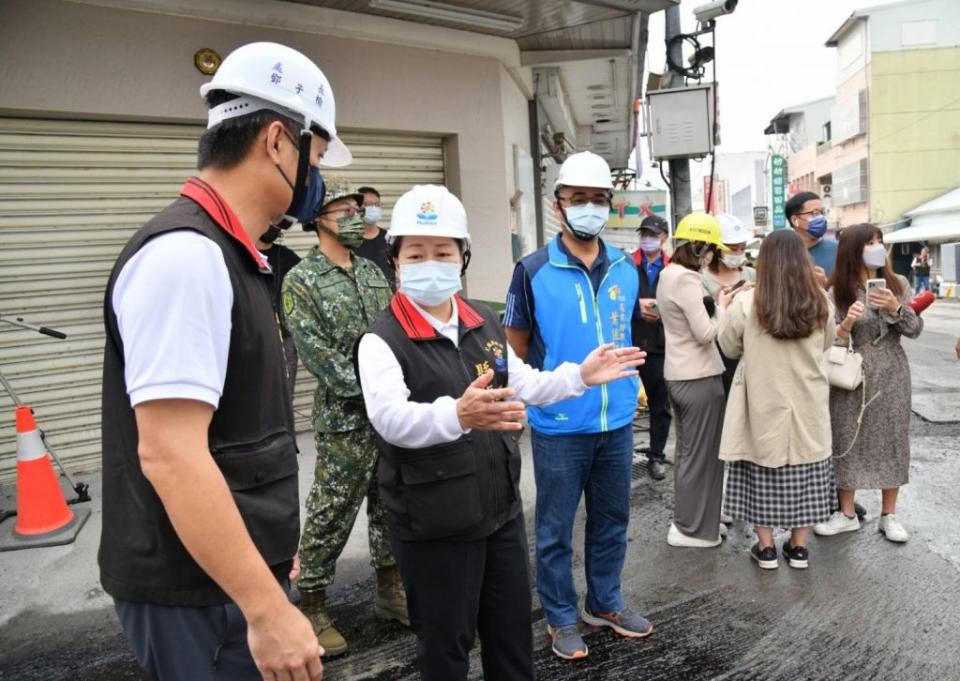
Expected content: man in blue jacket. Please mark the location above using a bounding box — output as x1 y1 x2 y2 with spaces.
504 151 653 661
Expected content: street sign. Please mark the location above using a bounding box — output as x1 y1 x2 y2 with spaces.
771 154 787 229
753 206 769 226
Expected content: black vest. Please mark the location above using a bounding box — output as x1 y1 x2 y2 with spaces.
98 195 299 606
633 257 666 355
362 295 522 542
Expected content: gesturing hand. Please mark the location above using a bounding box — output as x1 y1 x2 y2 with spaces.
456 370 526 432
580 344 646 387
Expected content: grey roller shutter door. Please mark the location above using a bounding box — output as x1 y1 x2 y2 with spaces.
0 117 444 481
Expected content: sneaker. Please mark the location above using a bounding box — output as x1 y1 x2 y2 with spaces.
547 624 588 660
581 607 653 638
719 522 728 537
750 543 779 570
813 511 860 536
720 511 734 524
782 541 809 569
648 460 666 481
667 523 722 548
879 514 909 543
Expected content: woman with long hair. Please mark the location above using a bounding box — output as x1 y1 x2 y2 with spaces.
814 224 922 542
718 230 835 569
657 212 743 548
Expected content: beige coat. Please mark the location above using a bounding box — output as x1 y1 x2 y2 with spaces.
657 263 724 381
717 289 836 467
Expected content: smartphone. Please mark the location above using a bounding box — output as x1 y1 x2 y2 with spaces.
728 279 747 293
866 278 886 307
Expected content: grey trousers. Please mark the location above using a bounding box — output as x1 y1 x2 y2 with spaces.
667 375 726 540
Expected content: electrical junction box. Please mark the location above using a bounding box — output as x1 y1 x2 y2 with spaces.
647 83 716 160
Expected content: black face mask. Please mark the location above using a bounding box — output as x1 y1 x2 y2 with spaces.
273 130 326 231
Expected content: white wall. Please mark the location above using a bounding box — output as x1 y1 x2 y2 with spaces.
867 0 960 53
0 0 527 302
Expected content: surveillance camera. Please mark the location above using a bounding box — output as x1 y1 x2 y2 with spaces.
693 0 738 23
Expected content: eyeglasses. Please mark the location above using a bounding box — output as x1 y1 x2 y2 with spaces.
797 209 829 218
558 194 612 208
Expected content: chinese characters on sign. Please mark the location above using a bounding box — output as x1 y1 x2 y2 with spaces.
770 154 786 229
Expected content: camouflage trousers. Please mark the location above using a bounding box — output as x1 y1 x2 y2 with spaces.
297 426 396 594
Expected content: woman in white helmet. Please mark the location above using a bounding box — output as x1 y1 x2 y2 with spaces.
354 184 645 681
702 213 756 395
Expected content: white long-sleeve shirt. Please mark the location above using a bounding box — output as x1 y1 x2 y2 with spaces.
357 297 586 449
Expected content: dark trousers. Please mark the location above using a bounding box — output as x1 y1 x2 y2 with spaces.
392 513 534 681
638 352 671 462
115 598 262 681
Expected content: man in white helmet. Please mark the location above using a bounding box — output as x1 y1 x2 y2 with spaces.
99 42 350 680
354 185 645 680
504 151 653 660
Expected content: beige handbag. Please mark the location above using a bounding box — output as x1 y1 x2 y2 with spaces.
824 338 863 390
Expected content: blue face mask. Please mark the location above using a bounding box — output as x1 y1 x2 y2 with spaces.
277 163 326 226
805 215 828 239
399 260 463 307
564 203 609 241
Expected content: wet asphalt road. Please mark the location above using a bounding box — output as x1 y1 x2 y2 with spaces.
2 305 959 680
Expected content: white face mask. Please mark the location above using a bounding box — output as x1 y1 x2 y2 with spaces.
721 253 746 269
564 203 609 240
363 205 382 225
863 243 887 269
639 235 662 253
399 260 462 307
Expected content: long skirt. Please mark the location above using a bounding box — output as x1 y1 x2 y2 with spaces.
724 458 835 528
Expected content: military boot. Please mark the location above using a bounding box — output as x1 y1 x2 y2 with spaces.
299 590 348 657
374 566 410 626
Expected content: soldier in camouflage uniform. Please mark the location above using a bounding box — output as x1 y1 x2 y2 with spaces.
282 179 406 657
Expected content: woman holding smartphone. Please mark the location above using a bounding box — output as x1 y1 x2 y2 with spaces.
815 224 922 543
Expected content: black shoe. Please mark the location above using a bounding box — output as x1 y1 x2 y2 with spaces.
750 543 778 570
782 541 809 569
648 460 666 481
854 502 867 521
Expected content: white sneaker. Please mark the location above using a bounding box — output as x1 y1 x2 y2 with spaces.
719 522 728 537
879 514 909 543
720 512 734 524
667 523 722 548
813 511 860 536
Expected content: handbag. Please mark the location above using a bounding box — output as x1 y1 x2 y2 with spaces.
824 338 863 390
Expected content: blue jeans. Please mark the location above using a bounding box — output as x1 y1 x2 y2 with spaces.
915 275 930 295
531 424 633 627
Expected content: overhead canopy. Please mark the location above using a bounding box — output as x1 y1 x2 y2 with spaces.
886 186 960 243
297 0 681 168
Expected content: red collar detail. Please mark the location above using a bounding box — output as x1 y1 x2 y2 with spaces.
180 178 264 269
390 293 485 340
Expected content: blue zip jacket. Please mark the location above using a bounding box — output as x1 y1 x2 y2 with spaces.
508 235 639 435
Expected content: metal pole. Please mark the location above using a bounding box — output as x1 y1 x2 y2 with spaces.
665 5 692 224
529 98 545 249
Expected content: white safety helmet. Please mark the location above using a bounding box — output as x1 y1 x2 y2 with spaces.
200 42 351 167
388 185 471 249
717 213 752 245
555 151 614 190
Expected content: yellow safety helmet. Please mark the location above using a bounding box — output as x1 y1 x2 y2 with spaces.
673 211 730 252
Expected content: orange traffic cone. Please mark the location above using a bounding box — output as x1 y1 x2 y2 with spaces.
0 406 90 551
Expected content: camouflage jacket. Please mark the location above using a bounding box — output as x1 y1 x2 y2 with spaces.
283 248 392 433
